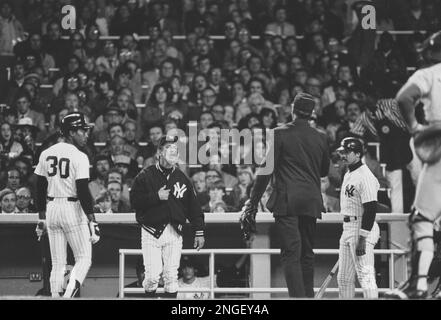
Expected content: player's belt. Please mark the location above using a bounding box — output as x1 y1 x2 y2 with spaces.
343 216 358 222
47 197 78 202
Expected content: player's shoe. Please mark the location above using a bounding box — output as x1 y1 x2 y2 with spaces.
384 279 428 299
63 280 80 298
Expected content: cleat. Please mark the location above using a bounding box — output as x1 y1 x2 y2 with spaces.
384 281 428 299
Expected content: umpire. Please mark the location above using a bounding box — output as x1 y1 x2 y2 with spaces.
130 135 205 298
246 93 330 298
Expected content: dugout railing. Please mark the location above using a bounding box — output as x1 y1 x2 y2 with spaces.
0 213 409 298
118 247 407 299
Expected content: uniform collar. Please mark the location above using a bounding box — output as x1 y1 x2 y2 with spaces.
348 161 363 172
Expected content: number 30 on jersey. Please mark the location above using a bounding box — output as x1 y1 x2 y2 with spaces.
46 156 70 178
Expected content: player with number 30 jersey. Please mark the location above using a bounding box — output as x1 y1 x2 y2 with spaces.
34 112 100 298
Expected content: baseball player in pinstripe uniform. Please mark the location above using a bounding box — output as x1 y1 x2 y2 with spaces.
385 31 441 299
34 113 100 298
336 137 380 299
130 135 205 298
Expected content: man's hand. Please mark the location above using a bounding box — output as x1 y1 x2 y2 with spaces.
240 200 258 242
35 219 46 241
89 221 101 244
158 185 170 200
356 236 366 256
194 236 205 251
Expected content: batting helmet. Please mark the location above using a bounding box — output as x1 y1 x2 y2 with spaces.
60 112 91 136
336 137 364 156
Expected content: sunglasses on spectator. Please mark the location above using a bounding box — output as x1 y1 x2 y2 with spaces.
17 195 31 200
206 174 219 179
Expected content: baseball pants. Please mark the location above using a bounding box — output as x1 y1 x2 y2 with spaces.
337 221 380 299
141 224 183 293
46 199 91 295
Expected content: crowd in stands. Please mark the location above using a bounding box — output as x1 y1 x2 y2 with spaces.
0 0 439 215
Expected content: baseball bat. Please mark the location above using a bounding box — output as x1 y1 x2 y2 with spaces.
315 259 339 299
37 222 44 242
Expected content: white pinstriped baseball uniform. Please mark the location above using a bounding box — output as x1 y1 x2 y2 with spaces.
34 142 92 295
337 164 380 299
398 63 441 221
142 224 183 293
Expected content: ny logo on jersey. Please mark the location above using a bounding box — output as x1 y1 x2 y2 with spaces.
345 185 356 198
173 182 187 199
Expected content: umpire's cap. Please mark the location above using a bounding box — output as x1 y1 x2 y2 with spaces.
419 30 441 53
291 93 316 117
60 112 91 136
336 137 364 156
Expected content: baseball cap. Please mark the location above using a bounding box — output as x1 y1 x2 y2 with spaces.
180 256 198 270
291 92 316 117
106 105 124 116
15 117 39 131
158 135 178 148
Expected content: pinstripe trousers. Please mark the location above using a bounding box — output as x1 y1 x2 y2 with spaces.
141 224 183 293
337 221 380 299
46 199 91 294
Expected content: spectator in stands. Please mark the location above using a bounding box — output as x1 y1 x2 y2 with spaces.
109 3 137 36
142 83 177 131
89 155 111 200
0 188 16 214
84 24 103 58
191 171 209 206
0 1 24 69
107 167 130 204
93 190 113 214
336 100 363 142
231 166 254 210
96 40 120 77
11 156 36 194
14 91 46 139
206 153 238 189
178 256 211 299
93 105 125 142
265 5 296 37
42 20 69 67
5 167 21 191
113 154 136 187
107 180 131 213
0 122 23 161
202 180 235 213
15 186 35 213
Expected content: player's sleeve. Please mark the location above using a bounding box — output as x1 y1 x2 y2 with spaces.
76 152 90 180
359 173 380 204
34 151 46 177
400 69 431 97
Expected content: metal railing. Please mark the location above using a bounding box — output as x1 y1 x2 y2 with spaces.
118 248 407 299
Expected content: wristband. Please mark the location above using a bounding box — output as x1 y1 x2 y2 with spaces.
359 229 370 238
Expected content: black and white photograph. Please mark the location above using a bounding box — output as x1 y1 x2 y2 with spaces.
0 0 441 315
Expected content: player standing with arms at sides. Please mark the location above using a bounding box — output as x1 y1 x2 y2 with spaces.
385 31 441 299
130 135 205 298
34 112 100 298
336 137 380 299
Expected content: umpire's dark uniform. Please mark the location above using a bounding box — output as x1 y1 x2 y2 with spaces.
250 93 330 298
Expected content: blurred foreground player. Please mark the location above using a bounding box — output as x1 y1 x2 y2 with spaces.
34 112 100 298
385 31 441 299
